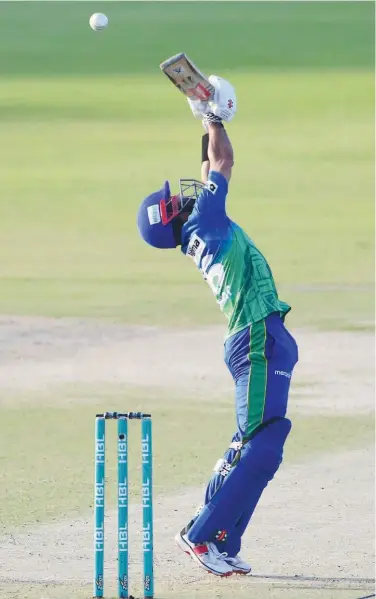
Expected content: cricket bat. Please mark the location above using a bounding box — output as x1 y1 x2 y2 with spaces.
159 52 215 101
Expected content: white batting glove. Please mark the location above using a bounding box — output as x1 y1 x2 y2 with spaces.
186 97 211 131
206 75 237 122
187 76 237 128
187 96 209 119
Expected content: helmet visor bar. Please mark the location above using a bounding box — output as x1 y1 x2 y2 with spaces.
160 179 204 225
160 195 181 225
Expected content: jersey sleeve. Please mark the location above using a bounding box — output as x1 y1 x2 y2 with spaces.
192 170 228 223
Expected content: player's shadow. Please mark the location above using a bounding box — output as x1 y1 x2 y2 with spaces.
250 573 375 598
154 575 375 599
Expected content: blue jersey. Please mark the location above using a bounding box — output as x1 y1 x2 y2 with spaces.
181 170 290 338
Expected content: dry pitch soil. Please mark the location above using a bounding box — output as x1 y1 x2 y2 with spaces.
0 316 374 597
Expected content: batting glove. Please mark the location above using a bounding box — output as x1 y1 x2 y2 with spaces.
207 75 237 122
187 96 209 119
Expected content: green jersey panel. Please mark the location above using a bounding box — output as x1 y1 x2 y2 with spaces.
181 171 291 338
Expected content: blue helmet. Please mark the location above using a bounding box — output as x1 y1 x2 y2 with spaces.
137 179 204 249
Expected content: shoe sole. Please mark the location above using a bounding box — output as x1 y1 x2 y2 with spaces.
175 532 233 577
226 562 252 575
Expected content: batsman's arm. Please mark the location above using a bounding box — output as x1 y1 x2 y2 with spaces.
201 160 210 184
206 123 234 182
201 133 210 183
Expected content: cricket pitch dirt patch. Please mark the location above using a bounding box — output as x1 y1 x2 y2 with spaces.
0 316 374 596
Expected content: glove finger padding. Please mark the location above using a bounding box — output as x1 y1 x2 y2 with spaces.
207 75 237 122
187 97 209 119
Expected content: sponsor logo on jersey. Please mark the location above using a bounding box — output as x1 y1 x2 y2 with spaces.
275 370 292 379
147 204 161 225
187 234 206 266
205 180 218 194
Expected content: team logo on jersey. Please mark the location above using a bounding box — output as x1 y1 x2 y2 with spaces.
205 180 218 195
187 234 206 266
147 204 161 225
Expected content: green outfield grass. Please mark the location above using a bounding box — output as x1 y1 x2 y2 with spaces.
0 5 374 596
0 1 374 329
0 0 374 534
0 1 373 76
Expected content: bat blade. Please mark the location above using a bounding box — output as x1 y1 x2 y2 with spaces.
159 52 214 101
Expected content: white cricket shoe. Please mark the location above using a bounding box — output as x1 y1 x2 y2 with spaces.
175 529 234 577
224 554 252 575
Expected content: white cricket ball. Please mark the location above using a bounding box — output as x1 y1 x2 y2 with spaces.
89 13 108 31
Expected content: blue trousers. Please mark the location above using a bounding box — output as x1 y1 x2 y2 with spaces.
187 313 299 556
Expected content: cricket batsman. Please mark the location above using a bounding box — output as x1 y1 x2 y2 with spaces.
137 74 299 577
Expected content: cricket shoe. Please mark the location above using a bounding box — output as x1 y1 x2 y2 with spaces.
175 529 234 577
224 554 252 575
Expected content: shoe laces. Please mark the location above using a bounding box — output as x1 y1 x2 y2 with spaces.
207 542 229 561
